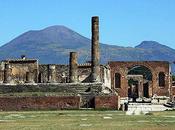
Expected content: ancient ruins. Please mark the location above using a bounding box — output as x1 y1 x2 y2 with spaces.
0 16 174 111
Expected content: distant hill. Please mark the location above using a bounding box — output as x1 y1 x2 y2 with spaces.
0 26 91 64
0 25 175 73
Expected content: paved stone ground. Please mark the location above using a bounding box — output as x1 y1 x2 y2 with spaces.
126 103 173 115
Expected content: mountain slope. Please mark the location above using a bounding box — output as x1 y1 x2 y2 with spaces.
135 41 175 61
0 26 175 72
0 26 91 63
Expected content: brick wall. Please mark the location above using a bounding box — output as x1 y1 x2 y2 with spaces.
95 95 119 110
171 87 175 100
0 95 120 110
0 96 80 111
109 61 171 97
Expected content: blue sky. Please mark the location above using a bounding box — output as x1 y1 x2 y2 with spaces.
0 0 175 48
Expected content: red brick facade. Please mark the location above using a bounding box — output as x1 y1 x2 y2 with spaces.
171 87 175 100
0 96 80 111
95 95 119 109
109 61 171 98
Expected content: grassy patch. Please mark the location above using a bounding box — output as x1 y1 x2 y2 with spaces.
0 110 174 130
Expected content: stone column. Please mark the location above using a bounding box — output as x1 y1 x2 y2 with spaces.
3 63 11 83
69 52 78 83
91 16 100 82
138 80 143 97
48 65 56 83
25 72 33 83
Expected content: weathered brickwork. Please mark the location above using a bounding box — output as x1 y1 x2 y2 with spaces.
109 61 171 97
0 96 80 111
171 87 175 100
0 95 120 111
95 95 119 110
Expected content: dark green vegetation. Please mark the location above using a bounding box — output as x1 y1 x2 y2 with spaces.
0 26 175 73
0 110 174 130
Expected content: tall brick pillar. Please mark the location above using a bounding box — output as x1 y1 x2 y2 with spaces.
3 63 11 83
69 52 78 83
48 65 56 83
25 72 33 83
91 16 100 82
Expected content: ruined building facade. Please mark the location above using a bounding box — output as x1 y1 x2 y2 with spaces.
0 16 174 110
109 61 173 103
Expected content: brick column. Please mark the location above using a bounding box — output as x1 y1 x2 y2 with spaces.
3 63 11 83
91 16 100 82
69 52 78 83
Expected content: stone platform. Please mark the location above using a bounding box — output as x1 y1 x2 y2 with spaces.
0 83 119 110
126 103 172 115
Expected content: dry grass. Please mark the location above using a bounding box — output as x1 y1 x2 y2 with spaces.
0 110 174 130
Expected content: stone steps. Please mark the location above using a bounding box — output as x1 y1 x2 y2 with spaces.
71 87 90 93
0 83 103 94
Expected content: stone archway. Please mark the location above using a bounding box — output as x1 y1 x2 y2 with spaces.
127 65 152 100
109 61 170 98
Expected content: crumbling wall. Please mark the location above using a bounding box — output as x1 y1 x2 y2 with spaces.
0 60 110 84
39 64 107 83
95 95 119 110
39 65 68 83
0 60 38 84
39 64 92 83
78 64 91 82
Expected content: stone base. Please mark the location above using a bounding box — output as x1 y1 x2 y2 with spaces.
151 96 170 104
25 81 35 84
126 103 172 115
